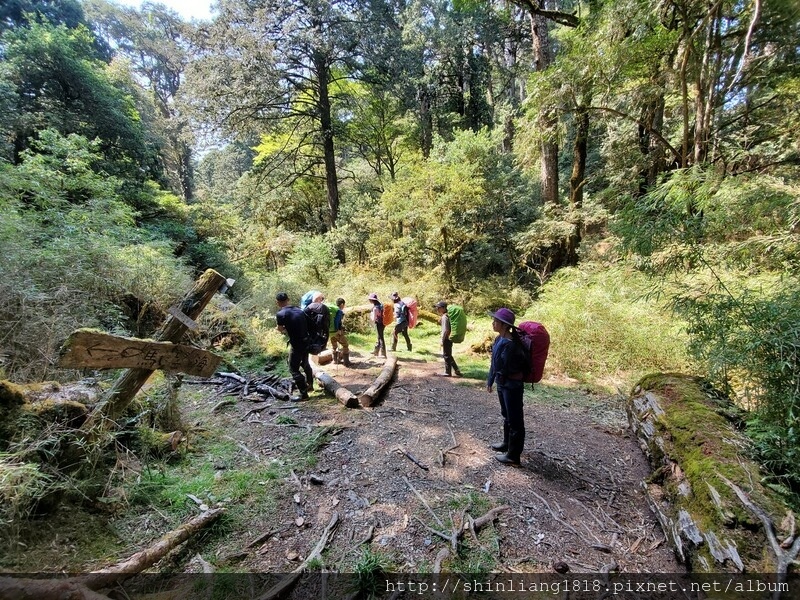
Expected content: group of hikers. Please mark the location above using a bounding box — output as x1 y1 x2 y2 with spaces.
275 290 540 467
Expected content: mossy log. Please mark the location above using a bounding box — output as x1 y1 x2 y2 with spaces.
627 373 791 573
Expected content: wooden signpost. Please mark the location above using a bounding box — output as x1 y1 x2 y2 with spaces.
59 330 220 377
60 268 229 431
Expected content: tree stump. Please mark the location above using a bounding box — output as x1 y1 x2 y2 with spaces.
627 373 791 572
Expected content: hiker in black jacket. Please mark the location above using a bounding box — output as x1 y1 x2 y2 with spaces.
275 292 312 401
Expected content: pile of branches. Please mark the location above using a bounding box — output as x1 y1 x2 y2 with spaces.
187 372 293 402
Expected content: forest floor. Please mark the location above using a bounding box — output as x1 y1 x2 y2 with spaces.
2 347 684 594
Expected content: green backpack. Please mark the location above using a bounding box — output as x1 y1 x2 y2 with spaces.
447 305 467 343
326 303 339 333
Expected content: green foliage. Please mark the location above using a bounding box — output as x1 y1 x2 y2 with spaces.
374 130 536 285
351 548 395 596
533 265 691 388
615 163 800 495
2 20 160 183
0 130 192 380
284 237 339 285
0 455 56 539
674 275 800 491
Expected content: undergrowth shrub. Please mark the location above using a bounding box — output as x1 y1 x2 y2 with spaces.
0 132 194 381
531 265 692 388
674 274 800 495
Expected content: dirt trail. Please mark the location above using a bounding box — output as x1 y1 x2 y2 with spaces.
224 350 682 574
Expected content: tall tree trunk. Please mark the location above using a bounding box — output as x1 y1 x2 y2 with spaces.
315 53 339 230
695 5 722 166
569 103 589 210
530 11 559 204
419 84 433 158
178 139 193 201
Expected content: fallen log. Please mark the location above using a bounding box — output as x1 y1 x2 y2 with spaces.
0 508 225 600
310 349 334 366
627 373 792 573
311 366 359 408
358 355 398 407
80 508 225 590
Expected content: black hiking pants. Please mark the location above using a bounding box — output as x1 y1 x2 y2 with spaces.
496 381 525 461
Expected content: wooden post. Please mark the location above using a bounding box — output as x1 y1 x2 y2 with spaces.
82 269 227 430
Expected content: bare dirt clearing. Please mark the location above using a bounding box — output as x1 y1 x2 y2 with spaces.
203 349 681 575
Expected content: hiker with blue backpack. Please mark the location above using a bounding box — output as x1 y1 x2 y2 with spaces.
487 307 530 466
390 291 412 352
275 292 313 401
433 301 462 377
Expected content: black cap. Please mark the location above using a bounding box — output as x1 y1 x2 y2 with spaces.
434 301 447 309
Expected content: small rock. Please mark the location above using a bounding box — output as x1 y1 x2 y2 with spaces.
295 517 305 527
554 561 570 573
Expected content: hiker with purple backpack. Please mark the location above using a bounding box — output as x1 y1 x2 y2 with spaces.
486 307 529 466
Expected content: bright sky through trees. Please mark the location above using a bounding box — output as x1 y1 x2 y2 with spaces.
113 0 214 21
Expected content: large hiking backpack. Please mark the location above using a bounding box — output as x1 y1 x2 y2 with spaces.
325 303 339 334
301 290 321 310
402 297 419 329
303 301 330 354
382 303 394 327
517 321 550 383
447 305 467 343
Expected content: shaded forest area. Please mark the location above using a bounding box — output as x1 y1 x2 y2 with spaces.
1 0 799 579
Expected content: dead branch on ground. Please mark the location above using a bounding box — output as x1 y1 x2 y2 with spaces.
255 512 340 600
189 372 292 402
720 474 800 591
0 509 224 600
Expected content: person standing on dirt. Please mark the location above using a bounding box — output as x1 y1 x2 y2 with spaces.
390 292 412 352
330 297 352 366
368 292 387 357
434 301 462 377
487 307 528 466
275 292 313 401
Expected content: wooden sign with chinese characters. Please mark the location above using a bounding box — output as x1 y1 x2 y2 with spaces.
59 329 221 377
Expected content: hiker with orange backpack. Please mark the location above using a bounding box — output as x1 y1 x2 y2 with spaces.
487 307 529 466
367 292 387 357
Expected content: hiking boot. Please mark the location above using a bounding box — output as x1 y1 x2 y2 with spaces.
342 353 352 367
291 392 310 402
495 453 521 466
454 369 463 377
407 343 412 352
434 372 451 377
490 442 508 452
